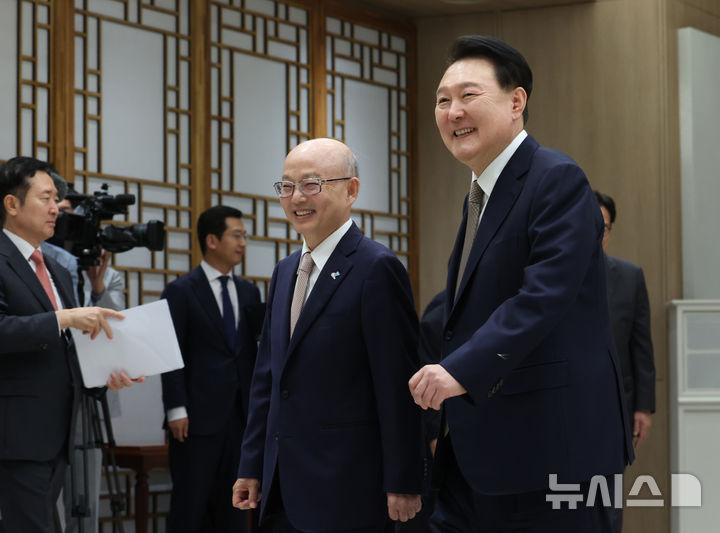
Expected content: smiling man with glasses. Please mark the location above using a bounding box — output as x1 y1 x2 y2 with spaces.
233 138 424 532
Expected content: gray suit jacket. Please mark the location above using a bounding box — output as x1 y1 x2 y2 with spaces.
606 254 656 417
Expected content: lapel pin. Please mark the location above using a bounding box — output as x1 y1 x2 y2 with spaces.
331 271 340 280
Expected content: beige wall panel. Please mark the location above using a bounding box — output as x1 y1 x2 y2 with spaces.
416 2 674 531
415 15 500 308
674 0 720 15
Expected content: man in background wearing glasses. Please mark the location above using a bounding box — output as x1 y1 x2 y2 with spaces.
161 205 263 532
233 138 424 532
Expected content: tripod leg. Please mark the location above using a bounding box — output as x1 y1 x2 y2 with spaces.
67 395 94 533
95 393 125 533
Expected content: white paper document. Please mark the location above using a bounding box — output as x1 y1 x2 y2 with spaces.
73 299 184 387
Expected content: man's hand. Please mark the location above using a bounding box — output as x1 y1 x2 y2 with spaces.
633 410 652 448
56 307 125 339
168 417 189 442
87 249 111 297
232 478 261 509
106 371 145 391
387 493 421 522
409 364 466 410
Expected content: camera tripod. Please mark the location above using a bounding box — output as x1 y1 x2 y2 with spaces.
67 390 125 533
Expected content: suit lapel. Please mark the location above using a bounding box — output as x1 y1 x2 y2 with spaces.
446 194 469 313
605 255 619 303
0 232 57 312
232 275 251 346
274 253 299 361
189 266 228 347
285 225 361 359
451 135 538 311
44 256 76 309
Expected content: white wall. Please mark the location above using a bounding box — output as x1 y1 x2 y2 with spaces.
678 28 720 299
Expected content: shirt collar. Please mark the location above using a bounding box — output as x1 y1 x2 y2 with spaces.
3 228 39 261
301 218 353 274
200 259 231 282
472 129 528 197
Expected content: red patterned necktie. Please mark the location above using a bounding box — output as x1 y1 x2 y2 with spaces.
30 249 58 310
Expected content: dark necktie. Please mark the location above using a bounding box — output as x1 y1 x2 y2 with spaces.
30 249 58 310
219 275 237 352
455 180 484 299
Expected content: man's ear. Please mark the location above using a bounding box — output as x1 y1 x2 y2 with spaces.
3 194 19 217
205 233 219 251
511 87 527 120
346 177 360 206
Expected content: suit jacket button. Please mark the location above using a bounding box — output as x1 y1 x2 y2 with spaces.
444 330 453 341
274 433 279 441
40 344 48 350
281 390 289 399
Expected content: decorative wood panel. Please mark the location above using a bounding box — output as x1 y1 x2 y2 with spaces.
73 0 194 308
4 0 418 303
324 13 412 268
17 0 52 160
209 0 313 297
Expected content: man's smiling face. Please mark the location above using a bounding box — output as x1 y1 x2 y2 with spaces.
435 57 524 175
280 139 358 250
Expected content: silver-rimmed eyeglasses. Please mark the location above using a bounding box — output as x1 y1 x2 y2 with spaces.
273 177 352 198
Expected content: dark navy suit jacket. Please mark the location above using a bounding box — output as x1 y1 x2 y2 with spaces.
439 135 634 495
161 266 262 435
238 223 424 532
0 231 80 462
606 255 655 418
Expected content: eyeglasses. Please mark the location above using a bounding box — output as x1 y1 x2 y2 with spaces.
273 177 352 198
225 230 248 241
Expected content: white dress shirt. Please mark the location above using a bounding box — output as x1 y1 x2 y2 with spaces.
470 129 528 230
3 229 64 333
200 259 240 321
296 218 353 305
167 261 240 423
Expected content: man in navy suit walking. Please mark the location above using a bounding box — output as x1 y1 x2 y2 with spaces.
233 138 424 532
162 205 262 532
409 36 633 532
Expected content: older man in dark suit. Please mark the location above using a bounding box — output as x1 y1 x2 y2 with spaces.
0 156 138 533
233 138 424 532
409 36 633 532
161 205 262 532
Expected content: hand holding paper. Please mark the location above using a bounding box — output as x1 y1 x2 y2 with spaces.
56 306 125 339
73 299 184 387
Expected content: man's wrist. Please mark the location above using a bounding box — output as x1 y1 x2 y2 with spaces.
167 406 188 422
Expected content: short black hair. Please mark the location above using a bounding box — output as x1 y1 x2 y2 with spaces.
197 205 244 255
594 190 616 224
448 35 533 124
0 156 55 225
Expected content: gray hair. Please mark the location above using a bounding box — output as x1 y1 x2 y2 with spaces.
346 150 359 178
